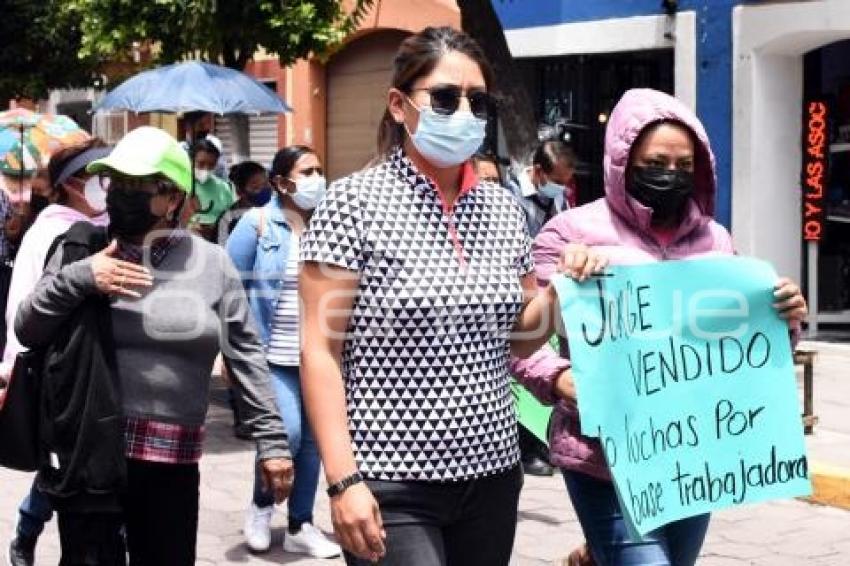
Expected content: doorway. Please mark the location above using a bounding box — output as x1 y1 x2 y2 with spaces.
517 49 674 204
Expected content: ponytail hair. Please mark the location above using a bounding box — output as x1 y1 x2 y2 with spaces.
376 26 494 160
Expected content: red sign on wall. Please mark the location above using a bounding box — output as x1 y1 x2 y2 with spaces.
802 100 828 242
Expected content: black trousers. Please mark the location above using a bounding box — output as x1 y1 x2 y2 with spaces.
518 424 550 462
57 459 199 566
57 512 125 566
345 465 523 566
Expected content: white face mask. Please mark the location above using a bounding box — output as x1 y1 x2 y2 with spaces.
84 176 109 210
194 168 212 184
291 175 327 210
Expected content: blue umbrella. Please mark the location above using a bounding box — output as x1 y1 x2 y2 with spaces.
94 61 291 115
94 61 290 214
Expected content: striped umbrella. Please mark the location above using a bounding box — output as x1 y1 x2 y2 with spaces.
0 108 90 177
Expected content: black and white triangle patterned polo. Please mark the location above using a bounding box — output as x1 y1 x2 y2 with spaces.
301 148 534 482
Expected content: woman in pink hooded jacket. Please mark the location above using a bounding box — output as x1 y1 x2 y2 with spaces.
512 89 807 566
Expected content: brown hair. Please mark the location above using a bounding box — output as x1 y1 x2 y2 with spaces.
376 26 495 160
47 138 108 204
533 140 577 173
627 119 698 167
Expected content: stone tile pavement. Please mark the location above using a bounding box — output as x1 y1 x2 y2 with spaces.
2 376 848 565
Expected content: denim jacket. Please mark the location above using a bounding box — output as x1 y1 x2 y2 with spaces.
225 194 293 346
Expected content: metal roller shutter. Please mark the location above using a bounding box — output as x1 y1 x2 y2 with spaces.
215 114 280 170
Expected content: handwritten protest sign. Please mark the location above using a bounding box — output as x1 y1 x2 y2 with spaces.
553 257 811 536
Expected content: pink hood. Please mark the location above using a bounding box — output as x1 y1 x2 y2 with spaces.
604 88 717 236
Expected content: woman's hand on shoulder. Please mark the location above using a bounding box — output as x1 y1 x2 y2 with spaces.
90 240 153 299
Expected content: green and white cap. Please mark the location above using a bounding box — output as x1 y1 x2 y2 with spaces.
87 126 192 193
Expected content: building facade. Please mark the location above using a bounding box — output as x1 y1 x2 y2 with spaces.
495 0 850 332
236 0 460 180
39 1 850 332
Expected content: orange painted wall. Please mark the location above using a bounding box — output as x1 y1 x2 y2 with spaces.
246 0 460 165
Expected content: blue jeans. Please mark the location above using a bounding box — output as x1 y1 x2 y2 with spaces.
253 365 320 525
17 479 54 539
563 470 709 566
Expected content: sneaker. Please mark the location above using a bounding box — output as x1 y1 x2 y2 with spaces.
283 522 341 558
243 503 274 553
7 534 35 566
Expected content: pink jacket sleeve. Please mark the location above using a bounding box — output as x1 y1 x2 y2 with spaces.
510 216 574 406
510 343 570 406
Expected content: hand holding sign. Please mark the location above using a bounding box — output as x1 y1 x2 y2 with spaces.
558 243 610 282
554 257 811 536
773 277 807 323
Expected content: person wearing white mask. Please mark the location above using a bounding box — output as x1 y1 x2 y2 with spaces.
4 139 111 566
189 136 235 241
226 145 339 558
508 139 578 238
298 27 596 566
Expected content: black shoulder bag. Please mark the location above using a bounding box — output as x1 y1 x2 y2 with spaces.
0 232 70 471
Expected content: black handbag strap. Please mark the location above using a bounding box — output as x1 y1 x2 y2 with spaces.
44 233 66 270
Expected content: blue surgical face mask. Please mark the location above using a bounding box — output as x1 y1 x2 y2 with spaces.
291 175 326 210
538 181 565 199
406 100 487 168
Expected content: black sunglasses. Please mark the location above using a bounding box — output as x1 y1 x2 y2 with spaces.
410 85 493 120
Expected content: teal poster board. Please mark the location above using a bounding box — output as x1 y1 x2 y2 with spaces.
553 257 811 536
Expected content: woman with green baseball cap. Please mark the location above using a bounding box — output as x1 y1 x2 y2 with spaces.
16 126 293 565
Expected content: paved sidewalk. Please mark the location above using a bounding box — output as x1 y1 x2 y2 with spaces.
801 341 850 469
2 382 848 565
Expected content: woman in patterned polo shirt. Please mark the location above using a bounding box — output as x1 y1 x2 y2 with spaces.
299 27 598 566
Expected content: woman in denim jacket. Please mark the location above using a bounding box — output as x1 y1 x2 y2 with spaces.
226 145 340 558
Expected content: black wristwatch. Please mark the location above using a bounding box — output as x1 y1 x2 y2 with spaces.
326 472 364 498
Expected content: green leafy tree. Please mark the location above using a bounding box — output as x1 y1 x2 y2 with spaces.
67 0 372 69
64 0 372 157
0 0 101 104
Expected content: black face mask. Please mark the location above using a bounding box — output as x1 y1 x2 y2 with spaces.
627 166 695 224
106 187 162 241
